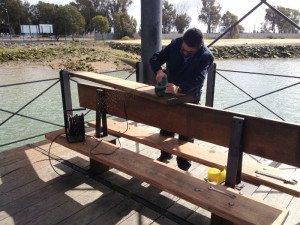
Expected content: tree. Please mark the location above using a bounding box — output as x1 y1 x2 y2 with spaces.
198 0 221 33
265 6 300 33
221 11 239 38
174 13 191 33
113 12 136 38
30 1 56 25
71 0 97 33
0 0 31 34
162 0 176 34
92 15 109 39
53 4 85 40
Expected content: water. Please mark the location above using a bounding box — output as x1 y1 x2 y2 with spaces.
1 59 300 152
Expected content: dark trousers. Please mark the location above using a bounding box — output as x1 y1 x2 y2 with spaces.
160 129 194 171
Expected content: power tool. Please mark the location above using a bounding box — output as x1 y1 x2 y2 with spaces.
155 76 174 97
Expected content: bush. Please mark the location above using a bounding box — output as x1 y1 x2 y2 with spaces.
121 36 132 40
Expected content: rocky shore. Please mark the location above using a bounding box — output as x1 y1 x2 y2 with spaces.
108 42 300 59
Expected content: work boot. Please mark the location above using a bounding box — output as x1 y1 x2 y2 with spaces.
177 156 191 171
157 152 173 162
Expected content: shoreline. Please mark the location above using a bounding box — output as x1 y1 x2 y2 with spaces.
108 42 300 59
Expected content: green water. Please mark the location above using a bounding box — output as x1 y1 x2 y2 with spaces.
0 59 300 152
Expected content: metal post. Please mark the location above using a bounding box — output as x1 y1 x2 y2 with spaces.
95 89 107 138
141 0 162 85
60 70 73 136
205 63 216 107
136 62 143 82
211 116 244 225
225 116 245 188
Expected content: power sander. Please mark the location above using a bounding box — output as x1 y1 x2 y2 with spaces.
155 76 174 97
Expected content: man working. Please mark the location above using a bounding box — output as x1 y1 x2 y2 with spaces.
149 28 214 171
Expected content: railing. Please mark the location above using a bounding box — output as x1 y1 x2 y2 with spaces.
1 0 300 150
0 69 134 151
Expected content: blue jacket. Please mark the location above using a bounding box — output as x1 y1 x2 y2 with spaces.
149 37 214 103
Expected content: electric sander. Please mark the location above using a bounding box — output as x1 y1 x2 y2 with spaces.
155 76 174 97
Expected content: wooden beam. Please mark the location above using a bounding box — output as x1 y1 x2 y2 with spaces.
45 129 288 225
88 119 300 197
78 83 300 168
70 71 194 104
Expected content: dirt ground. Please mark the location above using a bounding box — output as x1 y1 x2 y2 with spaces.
0 41 138 72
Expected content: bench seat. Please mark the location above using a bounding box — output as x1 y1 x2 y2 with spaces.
88 119 300 197
45 129 288 225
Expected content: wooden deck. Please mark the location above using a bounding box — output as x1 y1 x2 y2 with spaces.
1 120 299 225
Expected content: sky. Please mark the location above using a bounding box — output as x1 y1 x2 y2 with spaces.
26 0 300 33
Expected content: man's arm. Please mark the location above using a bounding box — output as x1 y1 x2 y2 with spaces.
149 40 175 83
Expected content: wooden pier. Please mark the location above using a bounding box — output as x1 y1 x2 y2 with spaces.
0 121 299 225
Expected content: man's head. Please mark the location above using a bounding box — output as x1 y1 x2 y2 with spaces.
181 28 203 57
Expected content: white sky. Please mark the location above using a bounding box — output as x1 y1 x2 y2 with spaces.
26 0 300 33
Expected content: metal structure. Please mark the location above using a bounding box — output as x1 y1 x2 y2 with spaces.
141 0 162 85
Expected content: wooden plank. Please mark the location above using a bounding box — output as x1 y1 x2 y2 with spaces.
70 71 194 104
77 83 300 168
88 119 300 197
45 129 288 225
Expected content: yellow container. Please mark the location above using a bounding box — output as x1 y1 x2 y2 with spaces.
207 168 226 184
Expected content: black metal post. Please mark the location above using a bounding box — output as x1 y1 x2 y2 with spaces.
141 0 162 85
60 70 73 136
205 63 216 107
95 89 107 138
136 62 143 83
211 116 244 225
225 116 245 188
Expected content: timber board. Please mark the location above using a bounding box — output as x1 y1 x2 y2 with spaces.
69 71 194 104
77 83 300 168
45 129 288 225
88 119 300 197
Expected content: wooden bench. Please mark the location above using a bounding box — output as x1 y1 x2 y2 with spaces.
88 118 300 197
46 70 300 225
45 129 288 225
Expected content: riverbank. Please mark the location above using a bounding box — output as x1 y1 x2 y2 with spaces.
0 41 138 72
1 39 300 72
109 38 300 59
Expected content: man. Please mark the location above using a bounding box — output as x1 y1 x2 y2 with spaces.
149 28 214 171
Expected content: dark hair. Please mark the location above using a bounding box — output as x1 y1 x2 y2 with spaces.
182 28 203 48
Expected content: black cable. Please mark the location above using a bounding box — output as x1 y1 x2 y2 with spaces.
47 132 73 177
28 143 193 225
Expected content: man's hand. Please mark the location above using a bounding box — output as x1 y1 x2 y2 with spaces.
165 83 179 95
156 70 167 83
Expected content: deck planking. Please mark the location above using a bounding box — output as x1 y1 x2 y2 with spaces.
0 120 299 225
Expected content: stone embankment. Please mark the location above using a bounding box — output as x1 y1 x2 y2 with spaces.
108 42 300 59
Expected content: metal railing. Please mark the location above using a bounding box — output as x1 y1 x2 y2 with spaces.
0 68 135 150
